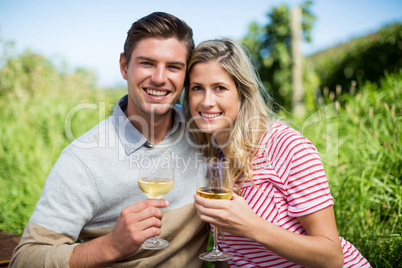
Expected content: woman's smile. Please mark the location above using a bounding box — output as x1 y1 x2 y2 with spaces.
199 111 223 120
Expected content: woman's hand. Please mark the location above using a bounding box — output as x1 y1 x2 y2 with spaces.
193 192 263 237
194 193 344 268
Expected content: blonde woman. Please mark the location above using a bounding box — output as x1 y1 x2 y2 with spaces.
184 38 370 268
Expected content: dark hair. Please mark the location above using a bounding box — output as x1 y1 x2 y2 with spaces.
123 12 194 65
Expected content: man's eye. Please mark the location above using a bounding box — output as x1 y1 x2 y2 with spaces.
168 65 182 71
140 62 153 66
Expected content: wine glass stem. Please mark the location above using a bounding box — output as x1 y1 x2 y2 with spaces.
212 226 219 252
147 236 159 244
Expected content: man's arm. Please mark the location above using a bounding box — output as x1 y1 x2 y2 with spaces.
11 199 168 268
12 147 167 267
10 222 79 267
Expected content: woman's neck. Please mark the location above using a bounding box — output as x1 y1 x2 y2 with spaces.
214 132 231 156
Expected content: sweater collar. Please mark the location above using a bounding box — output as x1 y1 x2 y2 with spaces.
111 94 184 155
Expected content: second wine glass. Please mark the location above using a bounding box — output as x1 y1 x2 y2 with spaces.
197 159 233 261
138 150 174 250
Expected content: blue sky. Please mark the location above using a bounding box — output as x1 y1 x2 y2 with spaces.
1 0 401 88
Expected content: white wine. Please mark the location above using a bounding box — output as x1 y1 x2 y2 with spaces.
196 187 232 200
138 178 174 198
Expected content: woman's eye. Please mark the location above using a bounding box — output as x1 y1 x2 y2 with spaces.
191 86 202 91
216 86 227 91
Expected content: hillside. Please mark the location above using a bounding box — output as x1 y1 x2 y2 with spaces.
306 23 402 94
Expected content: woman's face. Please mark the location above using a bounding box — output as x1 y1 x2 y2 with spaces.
188 60 241 142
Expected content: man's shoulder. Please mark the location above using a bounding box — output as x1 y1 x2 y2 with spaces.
62 118 114 155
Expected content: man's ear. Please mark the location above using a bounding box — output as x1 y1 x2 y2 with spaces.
119 53 128 80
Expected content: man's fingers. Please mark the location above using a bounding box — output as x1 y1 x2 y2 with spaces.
122 204 164 223
142 216 163 228
126 199 169 213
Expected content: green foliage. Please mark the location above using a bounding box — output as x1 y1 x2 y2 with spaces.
307 23 402 95
0 42 125 234
241 1 316 111
298 72 402 267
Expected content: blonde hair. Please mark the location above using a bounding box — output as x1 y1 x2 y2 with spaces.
184 38 276 187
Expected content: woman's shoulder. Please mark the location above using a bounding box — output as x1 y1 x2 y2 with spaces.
255 120 317 160
260 121 304 146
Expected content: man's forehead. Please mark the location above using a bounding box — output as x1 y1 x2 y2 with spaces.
131 37 187 62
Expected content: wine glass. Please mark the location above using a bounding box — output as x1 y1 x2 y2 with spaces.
197 159 233 261
138 150 174 250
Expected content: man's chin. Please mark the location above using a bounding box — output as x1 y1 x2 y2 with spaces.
144 107 172 118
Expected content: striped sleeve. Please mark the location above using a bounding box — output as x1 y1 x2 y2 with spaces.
267 124 333 217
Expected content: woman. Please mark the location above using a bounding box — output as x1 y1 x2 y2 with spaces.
183 38 370 268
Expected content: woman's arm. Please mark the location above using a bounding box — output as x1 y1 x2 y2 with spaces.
193 193 344 268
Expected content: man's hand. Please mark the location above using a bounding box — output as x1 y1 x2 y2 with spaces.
70 199 169 268
107 199 169 258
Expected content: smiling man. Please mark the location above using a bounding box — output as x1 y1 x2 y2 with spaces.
121 37 187 144
11 12 208 268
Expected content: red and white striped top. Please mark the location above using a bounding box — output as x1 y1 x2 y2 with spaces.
216 123 371 267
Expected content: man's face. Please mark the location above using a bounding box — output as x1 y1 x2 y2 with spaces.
120 37 187 119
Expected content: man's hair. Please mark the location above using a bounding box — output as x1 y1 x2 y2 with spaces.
123 12 194 65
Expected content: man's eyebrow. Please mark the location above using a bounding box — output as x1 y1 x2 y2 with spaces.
136 56 185 67
136 56 156 62
169 61 186 67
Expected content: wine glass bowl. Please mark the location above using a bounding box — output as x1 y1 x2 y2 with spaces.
138 177 174 199
196 187 232 199
197 159 233 261
138 150 174 250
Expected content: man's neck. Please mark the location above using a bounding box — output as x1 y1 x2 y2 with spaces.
125 107 174 145
143 113 173 145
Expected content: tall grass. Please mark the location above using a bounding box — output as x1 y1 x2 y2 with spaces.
299 72 402 267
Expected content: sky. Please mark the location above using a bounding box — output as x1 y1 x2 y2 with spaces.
0 0 401 88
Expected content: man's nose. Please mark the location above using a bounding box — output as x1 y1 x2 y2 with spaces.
151 66 168 85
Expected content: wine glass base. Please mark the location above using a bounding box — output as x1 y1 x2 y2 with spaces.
141 238 169 250
199 250 233 262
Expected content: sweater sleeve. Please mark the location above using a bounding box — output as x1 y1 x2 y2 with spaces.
10 148 99 267
10 222 79 268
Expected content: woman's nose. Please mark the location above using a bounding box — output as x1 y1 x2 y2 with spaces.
201 90 215 107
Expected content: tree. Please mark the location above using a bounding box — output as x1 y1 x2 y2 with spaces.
241 1 316 112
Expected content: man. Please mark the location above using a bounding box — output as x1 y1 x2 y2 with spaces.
11 12 208 267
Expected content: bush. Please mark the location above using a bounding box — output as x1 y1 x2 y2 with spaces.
0 43 125 234
308 23 402 96
298 71 402 267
